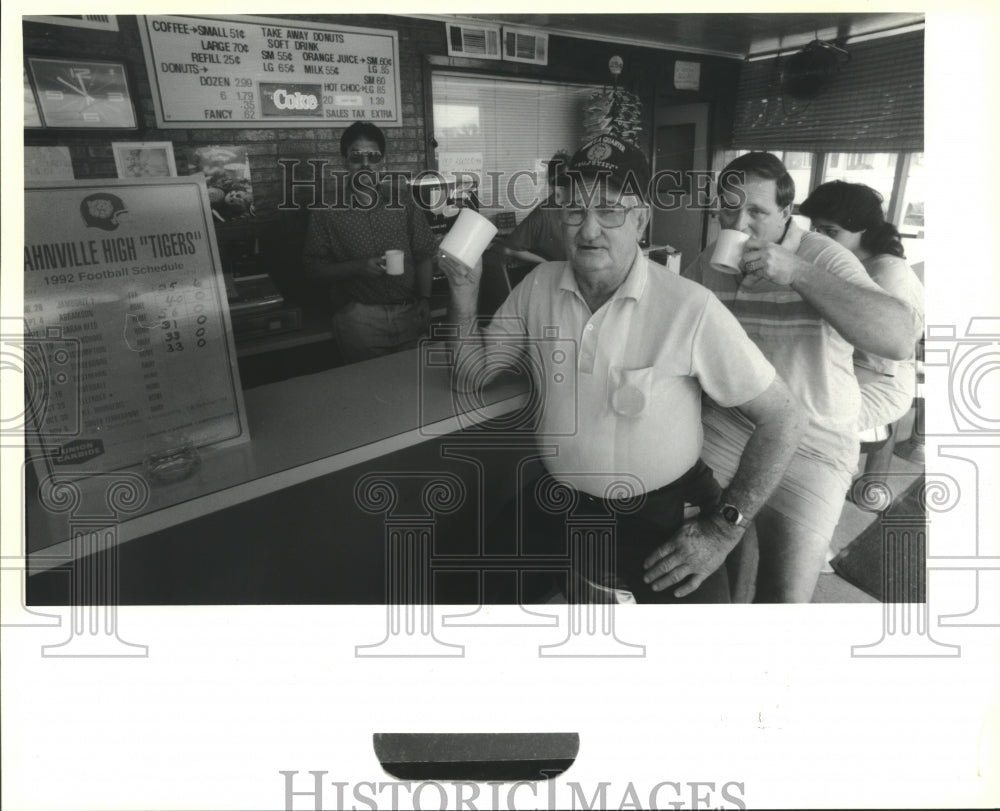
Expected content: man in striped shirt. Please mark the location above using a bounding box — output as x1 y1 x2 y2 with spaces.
683 152 921 602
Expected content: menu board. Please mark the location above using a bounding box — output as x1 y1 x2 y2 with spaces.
23 178 248 477
138 14 401 128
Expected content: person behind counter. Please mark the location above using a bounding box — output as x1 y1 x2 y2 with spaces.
499 151 571 266
302 122 437 364
439 135 806 603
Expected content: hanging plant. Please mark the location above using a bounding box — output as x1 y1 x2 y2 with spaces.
583 56 642 145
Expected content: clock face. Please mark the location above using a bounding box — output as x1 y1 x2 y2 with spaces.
28 57 136 128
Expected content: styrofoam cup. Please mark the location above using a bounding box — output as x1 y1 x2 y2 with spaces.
711 229 750 274
439 208 498 270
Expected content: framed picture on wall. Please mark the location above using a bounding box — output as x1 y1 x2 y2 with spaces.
112 142 177 178
27 56 136 129
24 15 119 31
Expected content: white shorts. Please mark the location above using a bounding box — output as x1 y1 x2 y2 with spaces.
701 415 853 543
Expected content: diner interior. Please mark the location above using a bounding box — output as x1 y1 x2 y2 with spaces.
21 12 927 607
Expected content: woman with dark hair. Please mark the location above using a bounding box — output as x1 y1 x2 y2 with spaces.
799 181 924 494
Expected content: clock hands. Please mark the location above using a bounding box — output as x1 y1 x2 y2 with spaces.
56 74 94 103
76 72 93 103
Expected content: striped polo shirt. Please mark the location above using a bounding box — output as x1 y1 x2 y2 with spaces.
685 226 883 475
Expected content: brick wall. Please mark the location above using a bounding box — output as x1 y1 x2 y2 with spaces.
24 14 741 217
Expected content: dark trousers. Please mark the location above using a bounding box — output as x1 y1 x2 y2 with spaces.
492 460 731 604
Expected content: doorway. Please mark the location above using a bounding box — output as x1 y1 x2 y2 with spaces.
650 102 710 269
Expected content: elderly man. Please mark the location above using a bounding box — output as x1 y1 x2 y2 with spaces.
439 136 806 603
683 151 922 602
303 122 437 364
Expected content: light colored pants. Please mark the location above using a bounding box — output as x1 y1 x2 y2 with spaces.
856 362 916 432
331 299 430 364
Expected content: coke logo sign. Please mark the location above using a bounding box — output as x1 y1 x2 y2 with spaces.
273 89 318 110
260 83 324 117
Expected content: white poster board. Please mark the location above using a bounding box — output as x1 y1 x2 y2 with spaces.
138 14 401 128
23 177 248 478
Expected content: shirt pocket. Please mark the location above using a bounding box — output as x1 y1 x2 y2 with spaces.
608 365 654 418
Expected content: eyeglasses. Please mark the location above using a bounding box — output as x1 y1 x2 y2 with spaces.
347 150 383 165
560 203 636 228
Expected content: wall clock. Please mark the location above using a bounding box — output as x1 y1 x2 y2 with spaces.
27 57 137 129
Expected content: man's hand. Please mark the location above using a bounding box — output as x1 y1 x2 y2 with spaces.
361 256 387 277
438 252 482 287
740 238 812 287
642 515 743 598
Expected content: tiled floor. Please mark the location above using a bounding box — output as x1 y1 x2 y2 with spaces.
812 411 923 603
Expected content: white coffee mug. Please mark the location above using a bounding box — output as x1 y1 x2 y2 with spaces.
384 249 404 276
439 208 498 270
710 229 750 274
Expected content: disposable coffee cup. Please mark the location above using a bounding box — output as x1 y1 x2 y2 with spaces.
384 249 404 276
710 229 750 274
439 208 498 271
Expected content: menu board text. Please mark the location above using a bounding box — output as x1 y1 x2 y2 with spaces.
138 14 401 128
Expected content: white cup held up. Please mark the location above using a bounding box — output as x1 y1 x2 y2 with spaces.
439 208 498 274
710 229 750 274
383 249 405 276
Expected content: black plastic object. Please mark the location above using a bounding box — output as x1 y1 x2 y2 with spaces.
373 732 579 781
780 40 850 98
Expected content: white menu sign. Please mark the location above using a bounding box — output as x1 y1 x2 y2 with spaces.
23 178 248 477
138 14 401 128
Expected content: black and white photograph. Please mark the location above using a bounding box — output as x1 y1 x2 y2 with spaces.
4 5 999 811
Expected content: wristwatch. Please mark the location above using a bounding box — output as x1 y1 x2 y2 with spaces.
715 501 750 529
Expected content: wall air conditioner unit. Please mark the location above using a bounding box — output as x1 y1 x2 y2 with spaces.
502 27 549 65
446 22 502 60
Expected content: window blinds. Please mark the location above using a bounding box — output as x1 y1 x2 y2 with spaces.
431 73 599 221
731 29 923 152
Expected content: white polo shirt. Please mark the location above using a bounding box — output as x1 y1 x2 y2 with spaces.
481 250 775 496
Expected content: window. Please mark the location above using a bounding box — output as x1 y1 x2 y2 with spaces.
709 148 924 266
782 152 813 204
823 152 899 207
431 72 599 221
897 152 925 267
712 149 811 203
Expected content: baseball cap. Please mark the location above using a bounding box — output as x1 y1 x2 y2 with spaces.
567 135 651 202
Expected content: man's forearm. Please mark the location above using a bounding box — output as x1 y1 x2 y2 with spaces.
723 383 807 522
445 282 483 391
792 265 921 360
446 284 479 337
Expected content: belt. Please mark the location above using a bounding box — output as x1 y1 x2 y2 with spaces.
572 458 714 509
